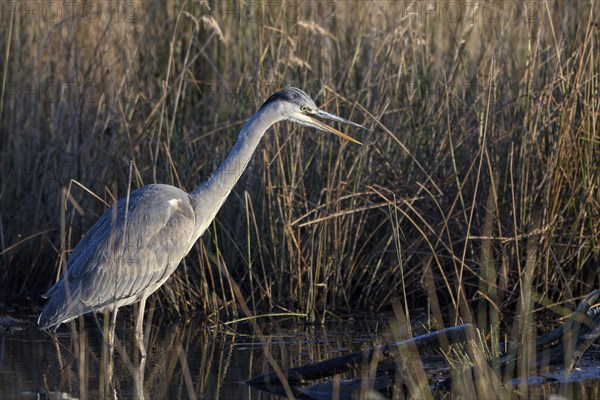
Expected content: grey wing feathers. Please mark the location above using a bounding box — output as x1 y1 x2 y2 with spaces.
38 184 196 329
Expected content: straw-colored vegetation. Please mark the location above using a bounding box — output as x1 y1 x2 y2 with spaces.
0 0 598 331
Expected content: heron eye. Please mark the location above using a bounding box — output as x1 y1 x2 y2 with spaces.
301 106 314 113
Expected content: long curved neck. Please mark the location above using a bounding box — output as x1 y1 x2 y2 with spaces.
189 104 282 240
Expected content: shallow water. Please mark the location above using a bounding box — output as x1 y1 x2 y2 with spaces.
0 314 387 399
1 313 599 399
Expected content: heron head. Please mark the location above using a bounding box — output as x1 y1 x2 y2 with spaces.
260 87 366 144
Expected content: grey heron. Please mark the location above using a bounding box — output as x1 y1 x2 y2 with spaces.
38 87 366 357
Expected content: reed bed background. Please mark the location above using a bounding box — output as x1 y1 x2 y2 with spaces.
0 1 598 329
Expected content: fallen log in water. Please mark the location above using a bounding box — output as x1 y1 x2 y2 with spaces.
246 290 600 398
245 324 472 397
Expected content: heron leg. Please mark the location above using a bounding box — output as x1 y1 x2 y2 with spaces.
107 307 118 398
135 295 148 359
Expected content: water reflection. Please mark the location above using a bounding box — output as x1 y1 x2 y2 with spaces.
1 315 599 399
0 314 384 399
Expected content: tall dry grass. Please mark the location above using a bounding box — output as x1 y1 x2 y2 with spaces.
0 0 598 330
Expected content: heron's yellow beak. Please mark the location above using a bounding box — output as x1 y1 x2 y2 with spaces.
309 118 363 145
309 110 366 145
